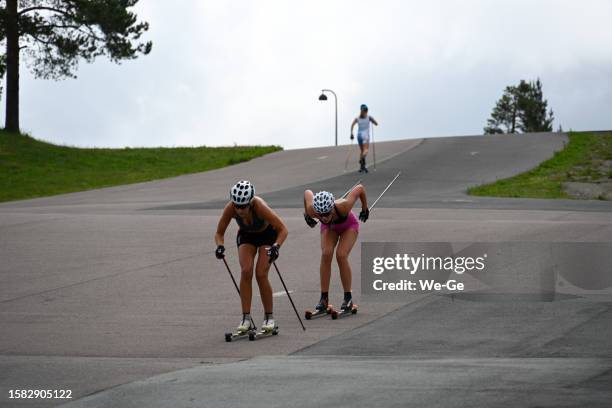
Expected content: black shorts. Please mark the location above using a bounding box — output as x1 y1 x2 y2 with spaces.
236 224 278 248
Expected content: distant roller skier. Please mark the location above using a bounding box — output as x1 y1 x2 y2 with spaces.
303 184 369 316
215 180 288 335
350 104 379 173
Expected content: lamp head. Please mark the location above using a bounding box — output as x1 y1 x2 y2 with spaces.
318 93 328 101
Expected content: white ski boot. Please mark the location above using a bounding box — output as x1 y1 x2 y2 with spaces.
237 315 255 333
261 317 277 332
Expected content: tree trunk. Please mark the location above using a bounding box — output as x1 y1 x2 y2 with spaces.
5 0 20 133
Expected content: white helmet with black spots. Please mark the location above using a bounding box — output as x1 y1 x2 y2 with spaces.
230 180 255 205
313 191 335 214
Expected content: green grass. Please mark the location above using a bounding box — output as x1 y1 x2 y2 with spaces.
467 131 612 199
0 130 281 202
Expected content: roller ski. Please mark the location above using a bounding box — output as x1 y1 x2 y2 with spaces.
358 158 368 173
224 315 256 342
304 298 333 320
330 299 358 320
249 317 279 341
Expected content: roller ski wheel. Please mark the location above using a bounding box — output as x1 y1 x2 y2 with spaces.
225 329 254 342
249 325 279 341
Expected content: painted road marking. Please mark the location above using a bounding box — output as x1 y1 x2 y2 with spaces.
273 290 294 298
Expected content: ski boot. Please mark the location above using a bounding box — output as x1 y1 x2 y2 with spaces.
261 317 277 332
331 298 358 320
225 315 256 342
305 297 332 320
249 316 279 341
359 158 368 173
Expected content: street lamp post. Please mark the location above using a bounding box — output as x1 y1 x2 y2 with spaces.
318 89 338 146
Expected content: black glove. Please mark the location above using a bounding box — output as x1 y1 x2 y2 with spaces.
350 133 355 141
359 208 369 222
304 213 317 228
267 243 280 263
215 245 225 259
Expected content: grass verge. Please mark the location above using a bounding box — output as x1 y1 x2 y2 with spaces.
0 130 281 202
467 131 612 199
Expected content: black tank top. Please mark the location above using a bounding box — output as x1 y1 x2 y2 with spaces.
321 205 348 225
235 207 267 232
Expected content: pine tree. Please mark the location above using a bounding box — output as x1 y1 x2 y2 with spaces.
0 0 152 133
517 79 554 132
485 79 554 134
484 86 519 134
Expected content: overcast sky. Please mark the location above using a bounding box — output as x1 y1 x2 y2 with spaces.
7 0 612 149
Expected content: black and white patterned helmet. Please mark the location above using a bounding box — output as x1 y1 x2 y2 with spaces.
230 180 255 205
313 191 335 214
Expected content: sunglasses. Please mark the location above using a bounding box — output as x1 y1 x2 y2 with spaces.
234 203 249 209
318 211 332 217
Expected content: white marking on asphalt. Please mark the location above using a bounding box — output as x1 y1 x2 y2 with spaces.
317 156 328 160
273 290 294 297
470 151 479 156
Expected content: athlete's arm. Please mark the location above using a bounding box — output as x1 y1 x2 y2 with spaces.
303 190 316 218
214 202 234 246
253 197 288 246
370 116 379 126
350 118 358 135
337 184 368 213
302 190 318 227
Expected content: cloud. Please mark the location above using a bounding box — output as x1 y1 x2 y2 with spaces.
9 0 612 148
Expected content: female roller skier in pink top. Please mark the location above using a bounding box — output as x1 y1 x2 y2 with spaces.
303 184 369 314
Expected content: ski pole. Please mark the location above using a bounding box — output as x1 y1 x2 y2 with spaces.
344 136 355 172
341 179 362 199
371 123 377 171
369 171 401 212
272 262 306 331
221 257 240 295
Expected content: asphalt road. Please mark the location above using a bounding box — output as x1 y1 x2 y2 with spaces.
1 133 611 407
